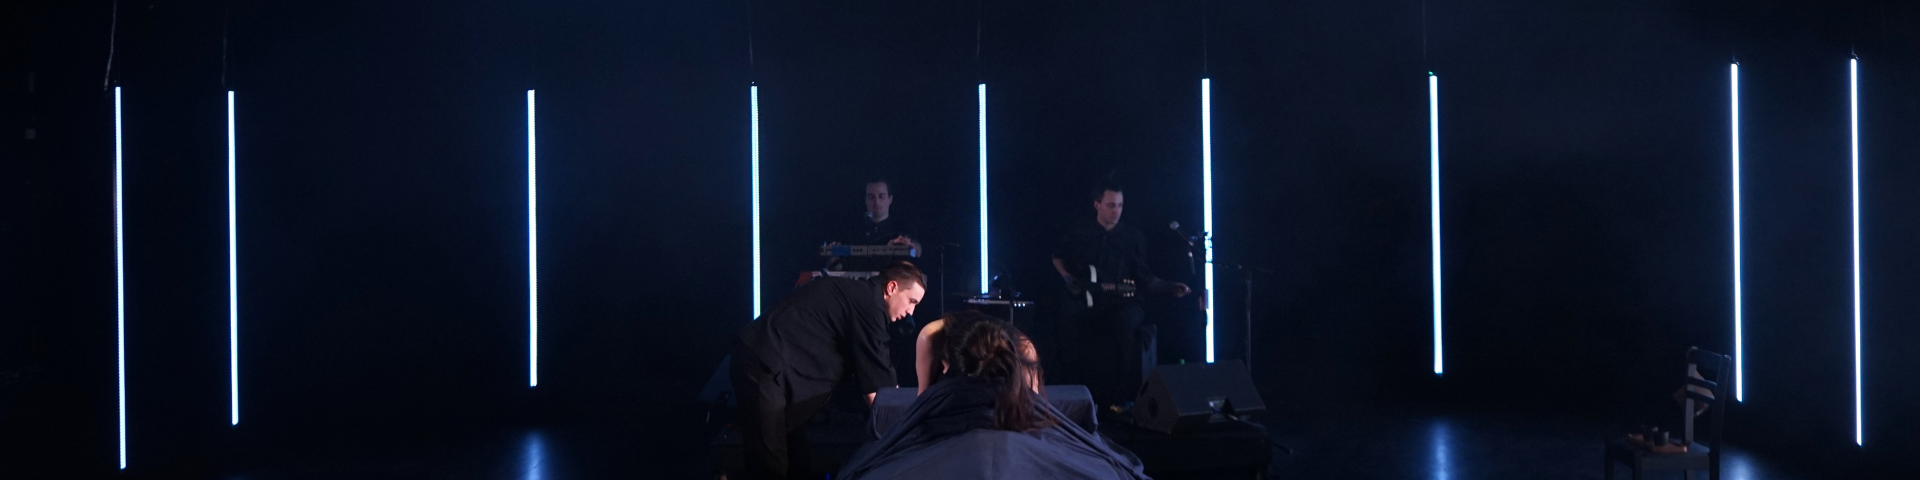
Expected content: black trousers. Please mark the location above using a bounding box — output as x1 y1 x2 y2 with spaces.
1057 299 1149 407
729 354 832 480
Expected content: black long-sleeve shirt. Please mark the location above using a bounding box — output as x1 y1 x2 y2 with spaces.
838 214 916 247
1052 220 1172 294
735 277 897 399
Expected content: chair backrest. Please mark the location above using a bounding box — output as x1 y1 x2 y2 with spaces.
1681 347 1732 454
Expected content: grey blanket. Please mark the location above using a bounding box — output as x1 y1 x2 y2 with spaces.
837 377 1151 480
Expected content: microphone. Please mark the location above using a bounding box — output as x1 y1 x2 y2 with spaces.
1169 221 1199 245
1170 221 1197 239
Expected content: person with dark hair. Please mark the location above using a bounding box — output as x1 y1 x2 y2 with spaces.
940 314 1053 431
827 178 921 272
913 310 1041 395
836 313 1151 480
730 261 928 480
1051 182 1191 408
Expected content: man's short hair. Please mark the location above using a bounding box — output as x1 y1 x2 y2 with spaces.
867 177 891 190
1088 181 1124 202
879 261 927 290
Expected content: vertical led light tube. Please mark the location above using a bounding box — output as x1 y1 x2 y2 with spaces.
751 86 763 317
113 86 127 469
1848 58 1863 446
1429 73 1443 375
1730 64 1743 402
1200 78 1216 364
527 90 538 387
227 91 240 423
978 84 989 294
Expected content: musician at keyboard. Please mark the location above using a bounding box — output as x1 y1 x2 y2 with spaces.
825 177 922 271
1049 180 1191 408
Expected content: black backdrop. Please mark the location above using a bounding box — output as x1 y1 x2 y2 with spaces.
5 0 1919 476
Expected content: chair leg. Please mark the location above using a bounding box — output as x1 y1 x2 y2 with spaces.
1603 457 1613 480
1630 462 1643 480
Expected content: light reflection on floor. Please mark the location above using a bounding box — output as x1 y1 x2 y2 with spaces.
1428 419 1454 480
520 431 547 480
1720 446 1764 480
1262 411 1813 480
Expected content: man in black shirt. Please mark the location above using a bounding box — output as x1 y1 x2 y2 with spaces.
731 261 927 480
1051 184 1191 407
827 178 920 272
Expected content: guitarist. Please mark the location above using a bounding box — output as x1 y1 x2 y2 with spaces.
1050 181 1192 407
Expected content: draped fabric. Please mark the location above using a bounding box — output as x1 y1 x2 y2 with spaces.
838 377 1151 480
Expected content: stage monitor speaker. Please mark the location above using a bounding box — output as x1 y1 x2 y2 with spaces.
1131 360 1264 434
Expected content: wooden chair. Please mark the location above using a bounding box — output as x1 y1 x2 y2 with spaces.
1604 347 1731 480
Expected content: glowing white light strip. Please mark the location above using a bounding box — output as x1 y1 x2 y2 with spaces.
527 90 538 387
751 86 763 317
1429 74 1443 375
1730 64 1743 402
1848 58 1862 446
978 84 989 294
228 91 240 424
1201 78 1216 364
114 86 127 469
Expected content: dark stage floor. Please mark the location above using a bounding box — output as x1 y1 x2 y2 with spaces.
88 403 1819 480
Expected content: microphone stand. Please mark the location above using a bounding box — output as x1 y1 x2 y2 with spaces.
1204 232 1272 375
937 242 966 316
938 242 947 315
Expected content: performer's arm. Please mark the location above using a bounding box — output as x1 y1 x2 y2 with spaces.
822 241 844 269
1130 230 1190 297
914 319 947 395
888 234 922 253
849 307 898 399
1051 231 1078 287
890 218 923 252
1051 257 1086 294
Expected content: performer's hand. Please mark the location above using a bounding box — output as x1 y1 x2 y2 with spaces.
888 235 912 246
866 392 877 406
1170 282 1192 297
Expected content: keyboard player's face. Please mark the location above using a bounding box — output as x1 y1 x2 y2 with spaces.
865 182 893 219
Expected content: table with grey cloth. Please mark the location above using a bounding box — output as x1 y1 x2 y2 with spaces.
869 385 1098 438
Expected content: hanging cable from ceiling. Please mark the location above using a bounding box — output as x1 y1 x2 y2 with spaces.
103 0 119 90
